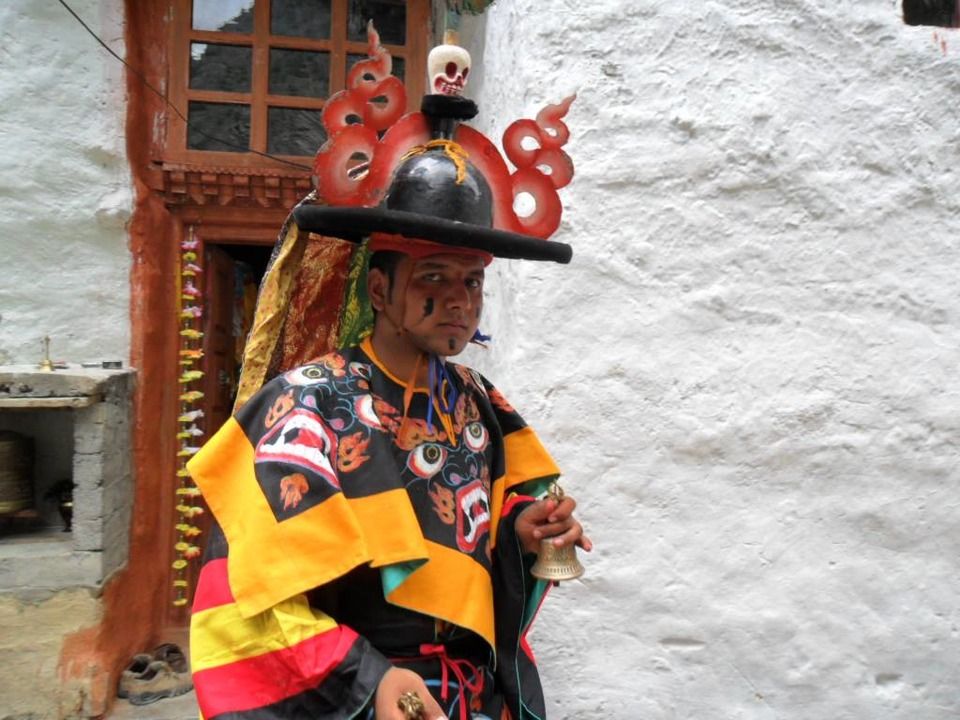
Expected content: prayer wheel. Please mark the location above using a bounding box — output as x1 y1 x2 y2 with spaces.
0 430 34 514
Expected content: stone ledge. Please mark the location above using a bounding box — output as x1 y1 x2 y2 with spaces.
0 365 134 400
0 536 104 595
0 396 99 408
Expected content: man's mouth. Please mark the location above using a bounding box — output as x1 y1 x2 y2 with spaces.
437 321 468 332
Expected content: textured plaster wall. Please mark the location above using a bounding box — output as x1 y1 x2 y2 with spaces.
462 1 960 718
0 0 130 366
0 589 102 719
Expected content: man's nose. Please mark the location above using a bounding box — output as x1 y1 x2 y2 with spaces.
445 281 472 310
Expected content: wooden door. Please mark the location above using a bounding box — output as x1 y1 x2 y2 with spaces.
202 246 238 435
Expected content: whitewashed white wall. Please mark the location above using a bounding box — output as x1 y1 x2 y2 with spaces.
462 1 960 718
0 0 130 366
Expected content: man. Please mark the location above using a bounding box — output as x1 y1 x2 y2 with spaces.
188 39 586 720
365 244 591 718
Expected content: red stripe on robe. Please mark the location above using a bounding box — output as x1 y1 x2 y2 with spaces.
194 625 360 717
193 558 234 612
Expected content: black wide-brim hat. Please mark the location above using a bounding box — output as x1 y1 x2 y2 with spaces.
292 205 572 263
295 94 573 264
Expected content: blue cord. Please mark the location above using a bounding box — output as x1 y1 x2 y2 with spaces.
426 354 459 431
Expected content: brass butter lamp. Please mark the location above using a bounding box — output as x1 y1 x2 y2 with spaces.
38 336 54 372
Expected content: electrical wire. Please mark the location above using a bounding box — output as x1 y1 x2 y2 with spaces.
56 0 314 171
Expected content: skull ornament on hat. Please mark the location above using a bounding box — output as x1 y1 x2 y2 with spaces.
429 44 471 96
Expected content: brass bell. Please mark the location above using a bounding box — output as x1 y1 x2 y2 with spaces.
530 536 585 581
530 482 585 582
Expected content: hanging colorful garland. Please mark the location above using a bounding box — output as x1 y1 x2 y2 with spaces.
172 226 206 607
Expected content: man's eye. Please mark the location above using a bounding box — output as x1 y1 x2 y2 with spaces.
421 273 442 282
466 278 483 289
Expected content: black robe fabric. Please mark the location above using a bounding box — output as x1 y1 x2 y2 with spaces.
189 341 559 719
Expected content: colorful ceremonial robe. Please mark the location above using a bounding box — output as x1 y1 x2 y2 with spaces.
188 338 561 719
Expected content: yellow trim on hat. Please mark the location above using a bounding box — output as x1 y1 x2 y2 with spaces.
399 139 470 184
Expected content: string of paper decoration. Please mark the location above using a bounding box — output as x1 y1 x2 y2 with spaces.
172 226 206 607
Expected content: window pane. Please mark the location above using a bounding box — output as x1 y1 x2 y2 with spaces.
347 0 406 45
192 0 254 33
268 107 327 156
270 49 330 98
190 43 252 92
347 53 404 83
271 0 332 39
188 102 250 152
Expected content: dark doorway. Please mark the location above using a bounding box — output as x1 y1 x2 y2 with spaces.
202 243 273 436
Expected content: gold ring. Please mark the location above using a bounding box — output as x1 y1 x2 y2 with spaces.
397 690 426 719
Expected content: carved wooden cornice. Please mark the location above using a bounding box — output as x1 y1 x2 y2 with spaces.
154 162 314 211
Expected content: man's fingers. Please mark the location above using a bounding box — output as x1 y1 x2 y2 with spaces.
550 522 584 547
519 495 589 555
421 691 446 720
523 497 556 522
577 532 593 552
532 518 572 539
546 495 577 523
534 517 589 545
376 668 447 720
521 495 579 525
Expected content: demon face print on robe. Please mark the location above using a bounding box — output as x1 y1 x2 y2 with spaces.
256 344 495 569
187 339 564 720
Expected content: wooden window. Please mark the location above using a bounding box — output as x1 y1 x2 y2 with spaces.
166 0 428 169
903 0 959 27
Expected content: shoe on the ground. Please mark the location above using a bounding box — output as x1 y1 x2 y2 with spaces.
152 642 190 674
116 653 153 699
125 660 194 706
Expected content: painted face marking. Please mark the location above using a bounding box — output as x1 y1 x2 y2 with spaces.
448 338 456 351
423 297 434 318
474 307 481 319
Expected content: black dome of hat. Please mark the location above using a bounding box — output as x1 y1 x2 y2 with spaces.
293 95 573 264
384 147 494 228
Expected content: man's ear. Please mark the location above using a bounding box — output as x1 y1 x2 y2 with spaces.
367 267 389 312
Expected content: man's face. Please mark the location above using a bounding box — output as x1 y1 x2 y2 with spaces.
378 252 485 357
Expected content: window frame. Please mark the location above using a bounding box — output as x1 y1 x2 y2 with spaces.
165 0 428 169
902 0 959 27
